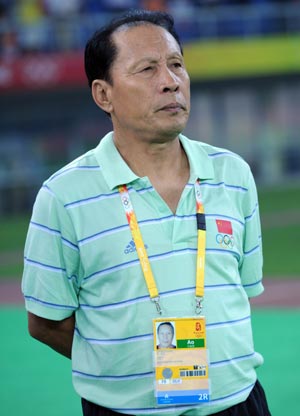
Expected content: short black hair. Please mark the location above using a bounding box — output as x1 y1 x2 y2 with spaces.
84 9 183 87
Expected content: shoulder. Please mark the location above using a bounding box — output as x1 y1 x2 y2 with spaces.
190 137 249 168
43 140 106 189
46 149 100 186
42 132 116 201
36 145 106 209
181 134 253 185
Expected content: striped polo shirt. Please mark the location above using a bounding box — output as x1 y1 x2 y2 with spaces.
22 132 264 416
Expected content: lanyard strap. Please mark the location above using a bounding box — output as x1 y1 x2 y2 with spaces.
118 180 206 315
194 179 206 314
119 185 161 314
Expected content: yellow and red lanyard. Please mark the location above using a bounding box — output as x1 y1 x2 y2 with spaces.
119 179 206 315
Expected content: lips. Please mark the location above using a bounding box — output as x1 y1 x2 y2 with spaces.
158 102 185 112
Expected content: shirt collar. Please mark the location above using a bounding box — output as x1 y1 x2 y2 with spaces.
94 132 139 190
179 134 215 182
94 132 214 190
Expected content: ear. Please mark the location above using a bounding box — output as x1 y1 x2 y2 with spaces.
91 79 113 114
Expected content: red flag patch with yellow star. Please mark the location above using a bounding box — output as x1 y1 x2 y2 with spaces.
216 219 233 235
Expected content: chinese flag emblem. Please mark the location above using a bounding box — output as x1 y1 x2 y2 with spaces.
216 219 233 235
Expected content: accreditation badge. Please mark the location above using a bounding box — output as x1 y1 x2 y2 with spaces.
153 317 210 406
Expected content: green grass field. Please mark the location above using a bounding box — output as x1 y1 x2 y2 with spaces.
1 185 299 280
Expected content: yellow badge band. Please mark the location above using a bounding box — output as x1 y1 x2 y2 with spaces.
119 179 206 315
195 180 206 313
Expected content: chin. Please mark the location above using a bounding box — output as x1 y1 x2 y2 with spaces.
169 116 189 134
160 120 188 136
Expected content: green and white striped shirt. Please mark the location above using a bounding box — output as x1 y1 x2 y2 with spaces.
22 132 264 415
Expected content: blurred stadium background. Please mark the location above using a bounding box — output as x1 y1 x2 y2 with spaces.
0 0 299 415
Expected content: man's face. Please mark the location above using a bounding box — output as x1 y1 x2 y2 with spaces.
107 24 190 142
158 324 174 348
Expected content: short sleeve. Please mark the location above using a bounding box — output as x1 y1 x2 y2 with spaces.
22 184 80 320
239 167 264 298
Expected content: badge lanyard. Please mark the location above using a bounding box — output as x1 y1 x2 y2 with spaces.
119 179 206 315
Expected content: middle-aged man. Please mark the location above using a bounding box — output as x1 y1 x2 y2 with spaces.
157 322 176 349
22 9 271 416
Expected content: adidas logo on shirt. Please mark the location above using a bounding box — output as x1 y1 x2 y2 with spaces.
124 240 148 254
124 240 136 254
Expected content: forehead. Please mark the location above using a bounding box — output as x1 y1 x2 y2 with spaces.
112 23 182 61
159 324 173 332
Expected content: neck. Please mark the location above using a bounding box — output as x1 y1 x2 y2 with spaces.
113 132 190 213
113 134 187 179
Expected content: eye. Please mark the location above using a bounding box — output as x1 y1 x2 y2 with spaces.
172 62 183 69
141 66 154 72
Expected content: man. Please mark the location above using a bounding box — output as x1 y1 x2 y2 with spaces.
157 322 176 349
22 9 271 416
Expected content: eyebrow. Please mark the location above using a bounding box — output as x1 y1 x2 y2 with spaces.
130 53 183 71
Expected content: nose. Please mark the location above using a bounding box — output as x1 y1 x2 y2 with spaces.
159 66 179 93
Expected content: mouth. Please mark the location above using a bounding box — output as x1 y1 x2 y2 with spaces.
157 103 185 112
